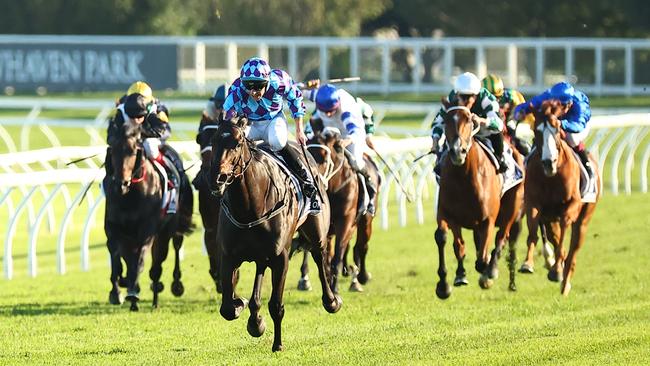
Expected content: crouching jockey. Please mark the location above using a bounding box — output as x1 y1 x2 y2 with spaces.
193 84 227 190
106 92 185 212
305 82 377 216
222 57 320 211
481 74 534 156
431 72 508 173
514 81 594 179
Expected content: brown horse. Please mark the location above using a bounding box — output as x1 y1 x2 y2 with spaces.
104 118 193 311
434 101 524 299
522 100 600 296
298 128 379 293
209 115 341 352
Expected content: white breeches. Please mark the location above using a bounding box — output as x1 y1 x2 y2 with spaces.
564 124 590 148
246 114 288 152
143 138 162 160
346 134 367 170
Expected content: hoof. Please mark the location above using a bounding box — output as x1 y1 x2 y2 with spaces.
547 269 562 282
453 275 469 287
118 276 128 288
478 274 494 289
561 281 572 296
220 299 247 321
349 280 364 292
475 260 487 274
436 281 451 299
342 265 350 277
125 292 139 303
150 282 164 293
357 271 372 285
171 281 185 297
323 294 342 313
488 267 499 280
297 277 312 291
272 343 284 352
509 283 517 292
129 301 139 312
518 263 534 274
108 290 123 305
247 316 266 338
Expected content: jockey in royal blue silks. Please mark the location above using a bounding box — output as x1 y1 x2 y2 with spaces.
514 81 594 178
222 57 320 211
303 82 378 215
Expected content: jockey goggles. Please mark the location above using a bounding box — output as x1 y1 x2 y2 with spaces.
243 80 268 91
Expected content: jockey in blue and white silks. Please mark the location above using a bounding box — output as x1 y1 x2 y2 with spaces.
305 83 378 215
514 81 594 177
223 57 320 209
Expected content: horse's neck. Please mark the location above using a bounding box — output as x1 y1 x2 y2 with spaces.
227 149 279 214
330 151 355 187
556 140 580 177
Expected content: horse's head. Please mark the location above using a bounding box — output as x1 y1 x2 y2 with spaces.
307 126 344 179
107 118 144 195
209 114 251 197
532 100 566 176
442 97 479 166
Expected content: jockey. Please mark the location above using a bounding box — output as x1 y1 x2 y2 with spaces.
430 72 507 173
481 74 533 155
514 81 594 178
222 57 320 211
194 84 227 189
304 82 377 215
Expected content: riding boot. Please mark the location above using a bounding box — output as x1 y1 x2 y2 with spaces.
359 166 377 216
490 133 508 173
280 145 320 211
573 144 594 178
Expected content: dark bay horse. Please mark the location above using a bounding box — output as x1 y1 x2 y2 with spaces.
523 100 600 295
104 118 193 311
434 101 524 299
299 128 379 293
209 115 341 352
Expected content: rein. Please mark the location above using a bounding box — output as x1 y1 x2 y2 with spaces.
307 143 344 186
446 105 481 149
130 147 147 184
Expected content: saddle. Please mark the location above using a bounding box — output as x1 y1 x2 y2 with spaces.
153 145 185 214
569 149 598 203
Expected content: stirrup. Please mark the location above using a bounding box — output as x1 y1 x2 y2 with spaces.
302 182 317 199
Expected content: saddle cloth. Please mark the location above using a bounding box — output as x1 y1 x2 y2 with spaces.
474 140 524 196
257 146 321 226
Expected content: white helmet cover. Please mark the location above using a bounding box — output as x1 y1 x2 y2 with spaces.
454 72 481 95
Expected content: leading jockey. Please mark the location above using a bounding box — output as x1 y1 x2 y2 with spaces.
514 81 594 178
304 81 378 216
482 74 534 156
430 72 507 173
222 57 320 211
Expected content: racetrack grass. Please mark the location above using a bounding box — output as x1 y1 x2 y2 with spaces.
0 192 649 365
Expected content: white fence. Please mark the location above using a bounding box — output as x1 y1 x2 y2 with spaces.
1 103 650 279
2 35 650 95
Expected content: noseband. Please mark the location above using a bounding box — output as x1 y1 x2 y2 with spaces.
445 106 480 150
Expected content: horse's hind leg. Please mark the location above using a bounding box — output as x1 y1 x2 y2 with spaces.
107 238 123 305
171 235 185 297
268 250 289 352
520 206 540 274
205 228 222 293
562 206 595 296
353 214 373 287
149 234 170 309
247 262 267 338
330 216 355 294
311 246 342 314
297 251 312 291
507 219 522 291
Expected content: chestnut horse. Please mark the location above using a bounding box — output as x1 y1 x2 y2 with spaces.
297 128 379 293
434 101 524 299
522 100 600 295
209 115 341 352
104 118 193 311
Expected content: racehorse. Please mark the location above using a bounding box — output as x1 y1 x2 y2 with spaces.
209 115 341 352
522 100 600 295
297 127 379 293
434 99 524 299
104 117 193 311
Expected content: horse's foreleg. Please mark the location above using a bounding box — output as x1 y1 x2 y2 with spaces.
507 219 521 291
171 234 184 297
107 238 123 305
330 217 355 294
124 246 146 312
521 206 540 273
268 250 289 352
562 206 595 296
219 256 246 321
247 262 267 337
451 226 468 287
435 221 451 299
478 220 496 289
546 220 566 283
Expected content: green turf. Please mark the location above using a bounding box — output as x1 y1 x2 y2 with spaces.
0 190 649 364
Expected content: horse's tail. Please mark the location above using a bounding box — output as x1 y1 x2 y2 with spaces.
177 173 195 235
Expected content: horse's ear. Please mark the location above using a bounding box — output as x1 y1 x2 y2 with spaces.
236 115 249 128
441 96 451 110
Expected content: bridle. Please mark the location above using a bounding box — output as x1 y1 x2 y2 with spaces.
211 125 254 194
445 105 481 151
